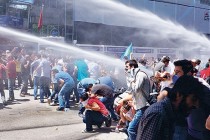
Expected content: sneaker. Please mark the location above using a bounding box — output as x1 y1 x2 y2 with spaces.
20 93 25 97
56 107 64 111
81 129 93 133
64 108 70 112
3 101 7 106
50 102 58 106
8 97 14 101
97 123 103 129
115 127 120 133
25 93 30 96
1 96 6 105
105 115 112 127
78 112 85 118
47 98 51 105
40 100 44 103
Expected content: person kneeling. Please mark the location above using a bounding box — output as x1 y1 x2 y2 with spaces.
82 90 111 133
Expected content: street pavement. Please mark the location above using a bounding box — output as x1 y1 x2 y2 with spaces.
0 88 128 140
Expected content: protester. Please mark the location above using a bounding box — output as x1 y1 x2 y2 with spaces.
51 69 75 111
6 55 16 101
0 59 7 105
137 75 209 140
30 54 41 100
82 85 111 133
35 54 51 103
120 59 151 140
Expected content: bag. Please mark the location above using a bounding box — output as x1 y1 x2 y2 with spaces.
134 69 157 105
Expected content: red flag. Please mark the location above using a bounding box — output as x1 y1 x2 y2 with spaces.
38 7 43 31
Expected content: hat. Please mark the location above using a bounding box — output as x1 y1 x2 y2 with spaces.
6 50 10 53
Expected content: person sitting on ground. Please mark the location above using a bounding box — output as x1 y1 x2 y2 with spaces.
115 100 135 133
82 84 111 133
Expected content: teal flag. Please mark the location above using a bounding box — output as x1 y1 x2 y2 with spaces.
121 43 133 60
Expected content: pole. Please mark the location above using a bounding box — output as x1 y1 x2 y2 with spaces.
27 4 31 30
65 0 66 39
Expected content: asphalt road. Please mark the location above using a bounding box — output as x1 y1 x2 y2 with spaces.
0 88 127 140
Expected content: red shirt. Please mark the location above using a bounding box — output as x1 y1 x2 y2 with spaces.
6 60 17 79
200 68 210 79
88 97 109 116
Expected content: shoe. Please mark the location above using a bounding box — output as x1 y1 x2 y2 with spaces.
8 97 14 101
115 124 122 133
47 98 51 105
3 101 7 106
50 102 57 106
20 93 25 97
56 107 64 111
40 100 44 103
78 112 85 118
105 115 112 127
81 129 93 133
25 93 30 96
97 123 103 129
64 108 70 112
115 127 120 133
113 118 119 122
34 97 38 100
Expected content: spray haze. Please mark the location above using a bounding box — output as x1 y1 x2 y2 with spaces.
75 0 210 51
1 0 210 61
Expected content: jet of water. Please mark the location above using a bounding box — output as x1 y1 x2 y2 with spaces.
74 0 210 52
0 26 124 67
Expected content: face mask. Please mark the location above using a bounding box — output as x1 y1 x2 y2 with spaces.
125 69 131 76
172 75 179 84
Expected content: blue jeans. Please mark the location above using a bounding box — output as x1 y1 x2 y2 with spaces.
83 110 106 131
0 79 5 97
33 76 40 98
128 109 143 140
100 97 118 120
50 83 60 103
39 76 51 102
58 83 73 108
8 78 15 99
20 74 29 94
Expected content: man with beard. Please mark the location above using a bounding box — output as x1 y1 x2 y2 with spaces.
136 75 209 140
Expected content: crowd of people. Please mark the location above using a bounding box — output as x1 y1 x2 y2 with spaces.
1 46 210 140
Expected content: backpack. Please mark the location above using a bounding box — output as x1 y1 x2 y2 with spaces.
134 69 157 105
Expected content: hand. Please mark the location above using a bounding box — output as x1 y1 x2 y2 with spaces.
127 101 134 107
85 104 91 109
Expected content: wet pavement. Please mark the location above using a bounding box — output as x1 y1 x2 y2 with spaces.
0 88 127 140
